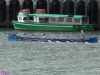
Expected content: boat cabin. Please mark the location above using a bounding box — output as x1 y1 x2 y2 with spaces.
17 12 29 23
17 13 89 25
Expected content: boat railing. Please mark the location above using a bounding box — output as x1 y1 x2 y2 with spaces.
17 13 89 25
33 16 89 25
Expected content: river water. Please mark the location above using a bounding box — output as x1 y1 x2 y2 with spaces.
0 29 100 75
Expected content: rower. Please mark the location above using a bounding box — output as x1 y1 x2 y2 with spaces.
31 34 38 39
67 34 76 41
12 32 20 38
81 30 85 40
59 34 66 39
15 32 20 37
22 33 29 40
41 34 47 39
51 34 56 39
59 34 63 39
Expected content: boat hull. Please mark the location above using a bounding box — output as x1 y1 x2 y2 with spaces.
12 20 94 31
8 34 98 43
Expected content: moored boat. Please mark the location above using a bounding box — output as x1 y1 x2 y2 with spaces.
12 9 94 31
8 34 98 43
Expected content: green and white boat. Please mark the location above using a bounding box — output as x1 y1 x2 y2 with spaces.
12 12 94 31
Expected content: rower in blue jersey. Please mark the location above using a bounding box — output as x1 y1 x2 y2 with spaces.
41 34 48 42
22 33 29 40
12 32 21 39
59 34 63 39
47 34 56 41
81 30 85 40
41 34 47 39
67 34 75 41
31 34 38 39
51 34 56 39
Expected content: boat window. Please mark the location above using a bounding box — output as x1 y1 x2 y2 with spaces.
67 18 72 22
58 17 64 22
49 17 56 22
39 18 44 23
44 18 49 23
23 17 27 20
39 18 43 20
82 17 87 22
19 17 22 20
74 18 80 23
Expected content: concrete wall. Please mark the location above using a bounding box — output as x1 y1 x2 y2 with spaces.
5 0 99 14
4 0 100 27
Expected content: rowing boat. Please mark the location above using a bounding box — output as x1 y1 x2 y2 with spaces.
7 34 98 43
